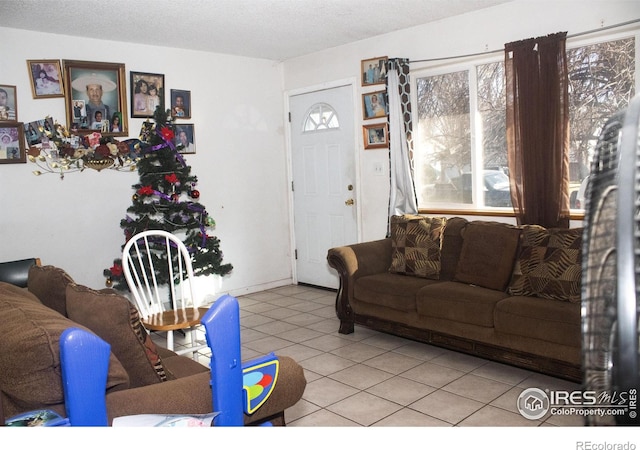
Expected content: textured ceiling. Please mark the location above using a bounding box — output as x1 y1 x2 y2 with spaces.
0 0 512 61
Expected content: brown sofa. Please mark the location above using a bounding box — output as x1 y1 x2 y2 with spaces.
0 264 306 426
327 215 583 382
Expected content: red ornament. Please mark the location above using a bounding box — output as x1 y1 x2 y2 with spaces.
171 193 180 202
138 185 154 196
160 127 174 141
190 189 200 199
165 173 179 184
110 264 123 277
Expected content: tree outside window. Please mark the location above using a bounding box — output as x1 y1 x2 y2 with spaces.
414 35 636 212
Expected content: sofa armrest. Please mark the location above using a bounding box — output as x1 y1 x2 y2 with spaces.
106 355 306 426
106 372 212 425
327 238 392 334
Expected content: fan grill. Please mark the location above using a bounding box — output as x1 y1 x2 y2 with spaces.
581 112 624 426
582 95 640 426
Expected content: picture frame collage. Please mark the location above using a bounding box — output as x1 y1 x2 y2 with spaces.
0 83 25 164
360 56 389 150
0 59 197 166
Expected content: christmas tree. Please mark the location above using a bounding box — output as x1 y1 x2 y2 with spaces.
104 108 232 290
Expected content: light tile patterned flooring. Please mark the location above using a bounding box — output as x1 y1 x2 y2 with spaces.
164 284 586 427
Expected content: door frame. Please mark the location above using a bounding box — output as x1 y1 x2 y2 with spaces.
284 77 362 284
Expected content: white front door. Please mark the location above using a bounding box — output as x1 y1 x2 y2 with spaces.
289 85 357 289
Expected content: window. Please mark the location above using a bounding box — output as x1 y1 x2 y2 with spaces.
303 103 339 132
413 33 636 213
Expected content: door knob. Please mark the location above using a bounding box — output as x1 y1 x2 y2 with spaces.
345 199 354 206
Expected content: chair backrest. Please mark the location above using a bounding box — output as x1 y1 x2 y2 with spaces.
122 230 196 318
60 328 110 426
201 294 245 426
59 296 272 427
59 297 245 427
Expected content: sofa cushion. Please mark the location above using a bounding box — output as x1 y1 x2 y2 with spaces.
454 222 521 291
508 225 582 303
0 282 129 414
66 284 169 388
439 217 469 281
389 214 447 280
27 265 75 317
494 296 581 347
354 273 438 312
416 281 510 327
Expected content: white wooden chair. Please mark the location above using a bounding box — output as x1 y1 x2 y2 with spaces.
122 230 207 358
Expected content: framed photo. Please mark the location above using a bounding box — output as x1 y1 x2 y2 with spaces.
24 117 55 146
62 60 128 136
130 71 165 118
0 85 18 121
363 123 388 150
173 124 195 154
170 89 191 119
0 122 26 163
27 60 64 99
361 56 388 86
362 90 388 120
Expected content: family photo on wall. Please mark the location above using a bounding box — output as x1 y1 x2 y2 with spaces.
363 123 388 149
361 56 387 86
173 124 195 154
0 123 25 163
362 91 388 119
0 84 17 121
130 71 164 118
170 89 191 119
27 59 64 99
63 60 128 136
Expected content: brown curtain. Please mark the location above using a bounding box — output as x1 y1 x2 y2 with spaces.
505 32 570 228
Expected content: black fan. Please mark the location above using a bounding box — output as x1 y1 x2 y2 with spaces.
582 94 640 426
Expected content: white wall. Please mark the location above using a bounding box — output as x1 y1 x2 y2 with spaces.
1 1 638 295
283 0 640 240
0 27 293 296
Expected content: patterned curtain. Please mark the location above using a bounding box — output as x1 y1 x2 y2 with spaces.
386 58 418 235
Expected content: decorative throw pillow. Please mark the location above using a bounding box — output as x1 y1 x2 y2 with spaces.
454 222 522 291
389 214 447 280
65 283 168 388
28 265 75 317
508 225 583 302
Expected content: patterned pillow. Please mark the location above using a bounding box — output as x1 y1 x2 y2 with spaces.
65 283 168 388
389 215 447 279
508 225 582 302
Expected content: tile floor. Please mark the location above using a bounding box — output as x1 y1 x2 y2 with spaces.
163 284 587 427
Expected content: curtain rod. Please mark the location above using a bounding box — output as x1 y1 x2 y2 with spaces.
409 18 640 64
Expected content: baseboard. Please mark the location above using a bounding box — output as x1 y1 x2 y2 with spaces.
224 278 295 298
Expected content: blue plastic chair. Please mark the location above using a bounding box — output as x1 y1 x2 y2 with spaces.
58 294 277 426
188 294 278 426
60 327 110 426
